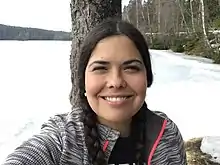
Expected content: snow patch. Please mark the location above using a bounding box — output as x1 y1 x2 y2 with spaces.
201 136 220 164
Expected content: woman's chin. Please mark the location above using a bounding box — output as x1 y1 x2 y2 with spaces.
98 114 133 124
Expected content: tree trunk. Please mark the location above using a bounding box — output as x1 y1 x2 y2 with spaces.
125 7 131 22
145 1 153 43
140 0 146 27
176 0 190 34
174 1 180 36
69 0 122 107
157 0 161 32
190 0 196 33
136 0 139 29
200 0 211 48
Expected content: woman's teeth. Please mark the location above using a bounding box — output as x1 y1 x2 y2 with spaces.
104 97 129 102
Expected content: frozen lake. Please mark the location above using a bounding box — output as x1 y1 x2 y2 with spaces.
0 41 219 163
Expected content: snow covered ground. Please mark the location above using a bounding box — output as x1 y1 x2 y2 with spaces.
0 41 219 163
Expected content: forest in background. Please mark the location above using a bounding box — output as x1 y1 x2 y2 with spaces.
1 0 220 63
122 0 220 63
0 24 71 40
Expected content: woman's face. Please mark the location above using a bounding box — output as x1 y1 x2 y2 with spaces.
85 35 147 124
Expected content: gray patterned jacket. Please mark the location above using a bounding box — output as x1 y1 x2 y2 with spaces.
2 106 187 165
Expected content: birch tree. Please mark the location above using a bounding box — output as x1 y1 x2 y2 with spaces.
158 0 161 32
190 0 196 33
200 0 211 48
136 0 139 28
176 0 190 34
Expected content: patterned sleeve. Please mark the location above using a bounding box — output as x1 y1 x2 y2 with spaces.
152 111 187 165
2 117 62 165
166 118 187 165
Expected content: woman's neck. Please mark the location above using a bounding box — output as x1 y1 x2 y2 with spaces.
98 117 132 137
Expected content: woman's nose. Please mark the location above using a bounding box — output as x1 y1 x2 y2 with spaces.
106 71 127 89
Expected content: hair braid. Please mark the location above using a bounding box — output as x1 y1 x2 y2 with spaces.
84 108 107 165
84 104 147 164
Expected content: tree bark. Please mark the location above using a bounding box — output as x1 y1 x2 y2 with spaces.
176 0 190 34
122 6 131 22
190 0 196 33
157 0 161 32
70 0 122 107
200 0 211 48
136 0 139 29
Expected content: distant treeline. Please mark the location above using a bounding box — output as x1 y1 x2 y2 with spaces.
0 24 72 40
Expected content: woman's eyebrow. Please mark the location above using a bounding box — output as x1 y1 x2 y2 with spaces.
123 59 143 65
88 60 109 67
88 59 143 67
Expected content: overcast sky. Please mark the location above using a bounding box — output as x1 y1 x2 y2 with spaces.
0 0 130 31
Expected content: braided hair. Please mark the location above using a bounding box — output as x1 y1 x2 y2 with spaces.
83 102 147 164
83 107 106 164
75 18 153 164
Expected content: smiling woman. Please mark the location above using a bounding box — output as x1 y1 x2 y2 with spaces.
85 35 147 136
2 19 187 165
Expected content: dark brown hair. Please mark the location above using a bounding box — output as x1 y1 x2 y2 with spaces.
76 18 153 164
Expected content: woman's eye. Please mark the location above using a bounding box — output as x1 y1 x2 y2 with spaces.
92 66 107 71
125 66 140 72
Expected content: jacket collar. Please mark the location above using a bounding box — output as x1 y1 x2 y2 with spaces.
95 102 167 162
70 102 166 162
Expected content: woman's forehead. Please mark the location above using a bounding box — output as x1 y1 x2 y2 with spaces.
88 35 143 63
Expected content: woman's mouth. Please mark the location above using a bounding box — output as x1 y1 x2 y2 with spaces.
101 96 133 105
103 96 131 101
